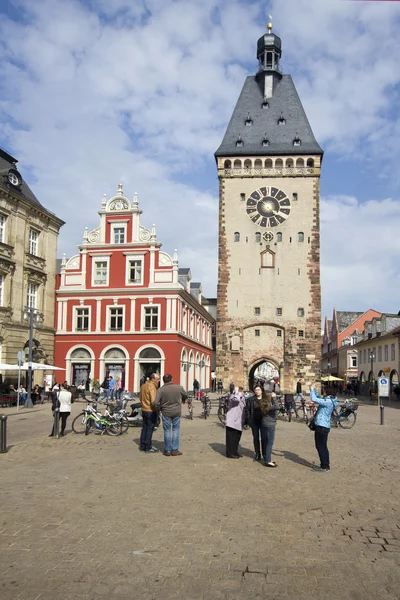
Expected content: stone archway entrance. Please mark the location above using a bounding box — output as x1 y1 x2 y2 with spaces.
248 359 279 391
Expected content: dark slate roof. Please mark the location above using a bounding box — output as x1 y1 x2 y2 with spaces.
178 268 191 275
191 282 201 289
215 75 323 157
337 312 364 333
327 320 333 336
0 147 44 208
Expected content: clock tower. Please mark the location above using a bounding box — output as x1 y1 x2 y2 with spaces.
215 23 323 391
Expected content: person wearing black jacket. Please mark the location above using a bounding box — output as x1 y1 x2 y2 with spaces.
245 385 265 462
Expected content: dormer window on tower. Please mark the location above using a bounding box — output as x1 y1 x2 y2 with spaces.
278 113 286 125
293 133 301 146
245 113 253 126
262 97 269 109
236 135 243 148
262 135 270 147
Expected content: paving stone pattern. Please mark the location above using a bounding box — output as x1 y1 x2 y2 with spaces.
0 400 399 600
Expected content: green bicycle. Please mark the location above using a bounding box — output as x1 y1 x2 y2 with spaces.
72 403 122 436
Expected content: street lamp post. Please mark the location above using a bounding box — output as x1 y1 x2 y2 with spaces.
23 306 42 409
369 350 375 394
198 360 205 394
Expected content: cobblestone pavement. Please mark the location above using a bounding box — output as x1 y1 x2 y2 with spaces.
1 399 399 600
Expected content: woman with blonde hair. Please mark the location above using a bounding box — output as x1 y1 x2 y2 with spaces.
260 390 280 468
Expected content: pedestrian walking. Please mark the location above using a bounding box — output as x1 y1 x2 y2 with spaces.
113 376 122 400
139 373 160 453
100 375 113 404
211 371 216 392
296 378 304 400
49 383 72 437
245 384 264 462
225 386 246 459
193 378 200 399
229 382 234 394
310 383 338 472
260 391 280 468
155 374 187 456
217 380 223 394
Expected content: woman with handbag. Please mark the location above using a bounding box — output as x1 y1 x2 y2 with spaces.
225 386 246 459
260 391 280 468
309 383 338 472
245 384 264 462
49 383 72 437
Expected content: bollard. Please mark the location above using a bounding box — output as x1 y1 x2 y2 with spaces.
380 404 384 426
53 407 60 438
0 414 7 453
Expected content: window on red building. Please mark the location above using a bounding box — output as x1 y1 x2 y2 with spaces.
128 259 142 284
113 227 125 244
76 307 89 331
94 260 108 285
144 306 159 331
109 307 123 331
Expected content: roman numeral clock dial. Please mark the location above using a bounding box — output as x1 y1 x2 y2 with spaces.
246 187 291 228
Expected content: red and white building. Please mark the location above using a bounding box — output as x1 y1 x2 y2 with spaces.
54 185 214 392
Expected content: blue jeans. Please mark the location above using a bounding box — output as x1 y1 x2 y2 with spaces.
261 421 276 464
102 389 111 404
251 420 266 459
162 415 181 453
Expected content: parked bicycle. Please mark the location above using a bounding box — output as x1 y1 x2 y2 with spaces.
293 394 309 424
71 401 122 435
187 396 194 420
200 393 211 419
331 398 358 429
217 395 229 425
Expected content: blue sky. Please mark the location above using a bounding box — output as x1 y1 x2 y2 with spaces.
0 0 400 321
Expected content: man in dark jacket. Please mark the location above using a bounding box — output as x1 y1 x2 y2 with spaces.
155 374 187 456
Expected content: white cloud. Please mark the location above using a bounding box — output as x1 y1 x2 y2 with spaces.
0 0 399 318
321 194 400 315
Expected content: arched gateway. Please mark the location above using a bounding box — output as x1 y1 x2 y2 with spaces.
248 359 280 391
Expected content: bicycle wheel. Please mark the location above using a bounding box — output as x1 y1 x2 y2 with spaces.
85 419 92 435
72 412 88 434
218 407 226 426
105 420 122 436
338 412 356 429
118 416 129 434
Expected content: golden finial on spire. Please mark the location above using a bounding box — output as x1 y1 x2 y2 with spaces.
267 14 273 33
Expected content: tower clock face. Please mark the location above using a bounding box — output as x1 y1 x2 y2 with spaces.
246 186 291 228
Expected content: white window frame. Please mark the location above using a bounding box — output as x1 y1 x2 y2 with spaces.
29 229 39 256
142 304 160 332
27 282 38 309
0 274 4 306
0 215 6 244
111 222 127 245
125 253 145 286
108 305 125 332
74 306 91 333
351 356 357 368
92 256 110 287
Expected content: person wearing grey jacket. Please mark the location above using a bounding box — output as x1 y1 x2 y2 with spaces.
154 374 188 456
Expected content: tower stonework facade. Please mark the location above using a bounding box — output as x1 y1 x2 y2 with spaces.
215 26 323 391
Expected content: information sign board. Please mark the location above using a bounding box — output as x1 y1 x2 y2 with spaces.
378 377 389 397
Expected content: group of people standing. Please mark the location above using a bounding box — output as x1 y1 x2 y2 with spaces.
225 380 338 472
139 373 187 456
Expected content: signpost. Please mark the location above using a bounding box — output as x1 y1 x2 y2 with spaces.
378 376 390 425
